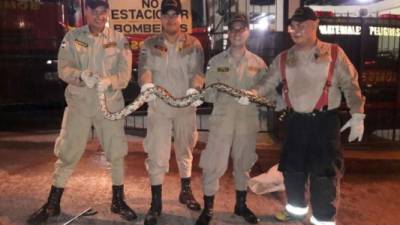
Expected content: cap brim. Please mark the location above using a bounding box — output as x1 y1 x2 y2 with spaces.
228 20 249 29
161 7 181 15
288 16 317 25
87 3 109 9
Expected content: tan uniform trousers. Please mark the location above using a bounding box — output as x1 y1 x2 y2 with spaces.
199 110 259 196
52 107 128 187
144 109 198 185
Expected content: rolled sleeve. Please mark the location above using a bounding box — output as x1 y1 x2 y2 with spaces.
138 41 152 86
204 58 218 103
189 39 205 89
336 48 365 114
57 32 85 87
109 35 132 90
254 60 268 85
253 57 280 101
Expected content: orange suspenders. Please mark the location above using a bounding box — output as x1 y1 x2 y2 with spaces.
279 44 338 111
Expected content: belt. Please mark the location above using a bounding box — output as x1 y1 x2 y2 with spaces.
288 108 338 117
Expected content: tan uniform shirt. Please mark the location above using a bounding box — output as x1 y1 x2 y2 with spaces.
199 49 267 195
58 25 132 116
138 33 205 116
255 40 365 114
205 48 267 121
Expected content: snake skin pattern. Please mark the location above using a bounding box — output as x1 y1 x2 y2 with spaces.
99 83 274 120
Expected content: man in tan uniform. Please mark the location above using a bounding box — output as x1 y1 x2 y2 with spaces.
137 0 204 224
195 14 266 225
246 7 365 225
27 1 136 224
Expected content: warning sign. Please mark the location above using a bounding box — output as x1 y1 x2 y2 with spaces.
109 0 192 35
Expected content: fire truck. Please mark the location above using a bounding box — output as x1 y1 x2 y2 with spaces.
0 0 210 107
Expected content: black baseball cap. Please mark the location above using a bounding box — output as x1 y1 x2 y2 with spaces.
228 14 250 30
86 0 109 9
161 0 182 15
289 7 317 23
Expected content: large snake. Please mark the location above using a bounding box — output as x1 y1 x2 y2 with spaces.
99 83 274 120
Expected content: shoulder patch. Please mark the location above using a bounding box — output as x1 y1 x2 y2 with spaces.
61 40 67 48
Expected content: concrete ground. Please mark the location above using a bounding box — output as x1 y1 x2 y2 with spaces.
1 128 400 225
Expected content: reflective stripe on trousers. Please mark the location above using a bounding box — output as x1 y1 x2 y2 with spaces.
285 203 308 216
310 216 336 225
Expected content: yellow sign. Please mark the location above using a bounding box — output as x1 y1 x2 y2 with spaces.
109 0 192 35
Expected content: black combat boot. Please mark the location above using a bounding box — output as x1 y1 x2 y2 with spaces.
144 185 162 225
179 177 201 211
27 185 64 225
195 195 214 225
234 190 259 224
111 185 137 221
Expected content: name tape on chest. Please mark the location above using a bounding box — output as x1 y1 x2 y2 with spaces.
103 42 117 49
154 44 168 52
247 66 259 72
74 39 88 48
217 67 230 72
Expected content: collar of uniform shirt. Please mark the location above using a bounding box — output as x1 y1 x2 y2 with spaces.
160 33 186 45
83 25 109 38
287 39 329 64
156 33 187 52
224 47 250 64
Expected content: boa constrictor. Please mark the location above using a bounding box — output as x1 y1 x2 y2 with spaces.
99 82 274 120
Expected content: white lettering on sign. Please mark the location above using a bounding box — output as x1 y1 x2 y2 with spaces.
319 25 361 35
109 0 192 35
319 25 400 37
369 26 400 37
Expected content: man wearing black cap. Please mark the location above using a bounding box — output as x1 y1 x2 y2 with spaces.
27 0 137 224
245 6 365 225
138 0 204 224
195 14 267 225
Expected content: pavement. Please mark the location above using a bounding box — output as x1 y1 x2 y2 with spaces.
0 110 400 225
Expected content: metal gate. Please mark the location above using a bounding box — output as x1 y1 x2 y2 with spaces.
127 1 400 144
318 16 400 142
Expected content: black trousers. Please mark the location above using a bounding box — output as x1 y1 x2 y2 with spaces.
279 109 343 221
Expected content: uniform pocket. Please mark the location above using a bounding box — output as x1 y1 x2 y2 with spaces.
242 151 258 171
67 86 85 98
106 134 128 162
199 148 217 171
104 91 124 112
76 46 88 63
54 134 76 164
104 47 119 69
152 55 164 73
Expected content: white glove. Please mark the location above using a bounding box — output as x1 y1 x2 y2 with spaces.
186 88 203 107
238 96 250 105
97 77 112 92
141 83 156 102
80 70 98 88
237 89 256 105
340 113 366 142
